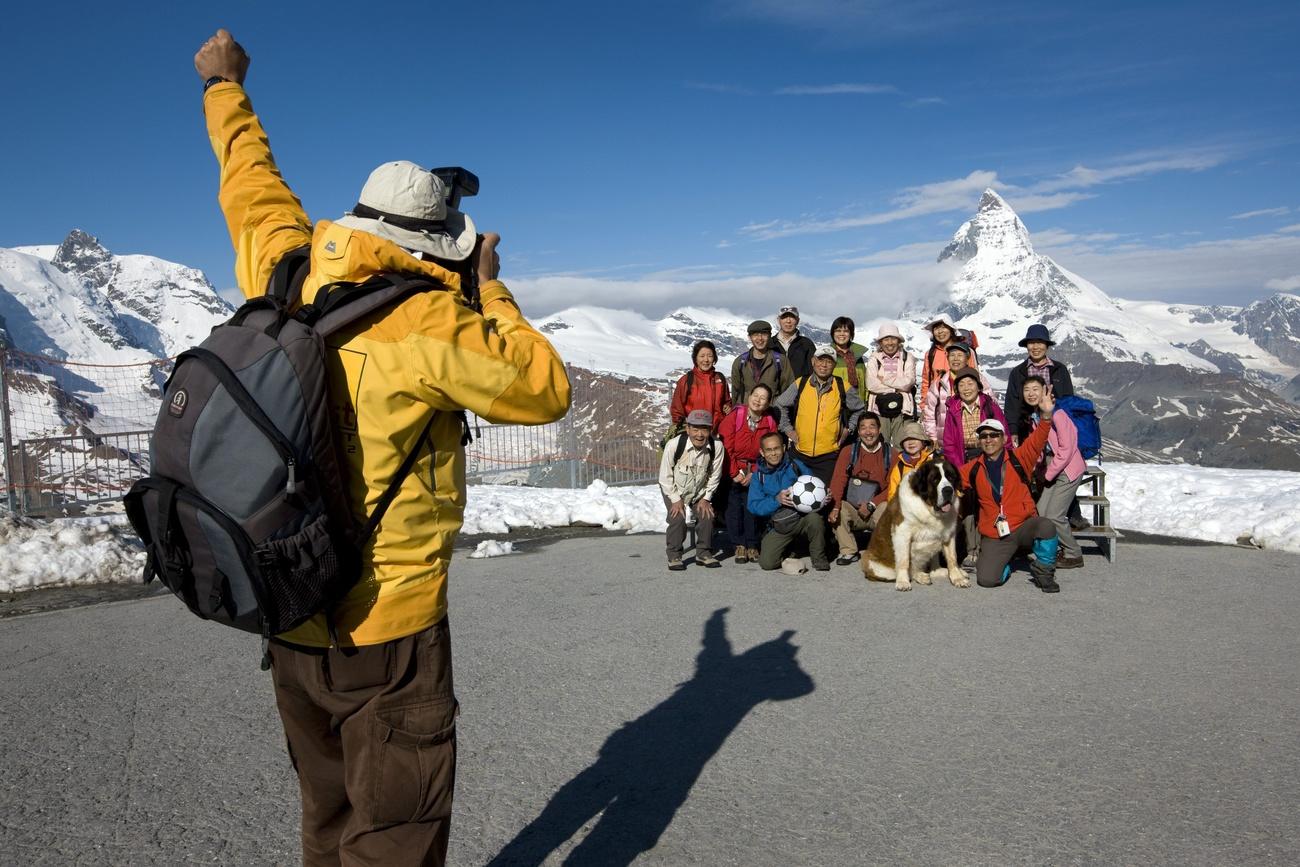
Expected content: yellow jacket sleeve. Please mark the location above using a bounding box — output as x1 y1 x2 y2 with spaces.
406 280 572 424
203 82 313 299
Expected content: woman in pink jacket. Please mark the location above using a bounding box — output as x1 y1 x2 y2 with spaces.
1023 375 1087 569
941 368 1007 463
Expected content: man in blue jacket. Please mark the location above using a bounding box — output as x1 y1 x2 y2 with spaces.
748 432 830 572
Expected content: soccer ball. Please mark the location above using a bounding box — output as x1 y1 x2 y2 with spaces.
790 474 827 513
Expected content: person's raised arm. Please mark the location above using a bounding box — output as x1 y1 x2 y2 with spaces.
196 29 312 299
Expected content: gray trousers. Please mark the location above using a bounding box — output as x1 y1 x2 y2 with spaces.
976 517 1056 587
878 414 909 448
663 493 715 559
1036 473 1085 558
759 512 828 570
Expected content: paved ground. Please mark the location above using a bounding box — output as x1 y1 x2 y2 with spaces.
1 533 1298 866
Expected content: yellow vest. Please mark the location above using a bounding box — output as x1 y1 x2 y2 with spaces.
794 376 844 457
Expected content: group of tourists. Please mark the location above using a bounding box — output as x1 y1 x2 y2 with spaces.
658 307 1091 592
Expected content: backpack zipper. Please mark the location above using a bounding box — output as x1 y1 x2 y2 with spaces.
174 348 301 494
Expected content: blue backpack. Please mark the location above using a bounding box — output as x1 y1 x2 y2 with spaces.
1054 395 1101 459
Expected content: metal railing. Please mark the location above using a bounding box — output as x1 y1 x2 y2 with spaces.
1 351 662 516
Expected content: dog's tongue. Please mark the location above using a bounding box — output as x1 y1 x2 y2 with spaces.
940 503 953 513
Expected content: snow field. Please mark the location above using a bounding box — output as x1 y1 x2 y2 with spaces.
0 515 146 594
3 466 1299 595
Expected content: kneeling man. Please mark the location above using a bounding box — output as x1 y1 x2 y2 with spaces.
961 389 1063 592
659 410 726 570
747 432 830 572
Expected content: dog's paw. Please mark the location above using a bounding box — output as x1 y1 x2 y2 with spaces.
914 572 932 585
949 571 971 588
895 577 912 591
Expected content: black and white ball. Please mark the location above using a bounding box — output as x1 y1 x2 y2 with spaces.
790 474 827 513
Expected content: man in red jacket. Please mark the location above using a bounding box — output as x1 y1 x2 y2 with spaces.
961 392 1062 592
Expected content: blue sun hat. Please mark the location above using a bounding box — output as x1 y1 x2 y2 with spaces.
1018 324 1055 347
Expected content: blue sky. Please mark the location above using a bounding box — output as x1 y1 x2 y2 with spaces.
2 0 1298 318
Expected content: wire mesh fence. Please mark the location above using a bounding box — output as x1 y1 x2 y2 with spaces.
1 351 664 516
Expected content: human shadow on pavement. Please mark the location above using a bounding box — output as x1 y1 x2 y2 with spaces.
488 607 815 867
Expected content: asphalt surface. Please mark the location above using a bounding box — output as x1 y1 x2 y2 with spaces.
1 533 1298 866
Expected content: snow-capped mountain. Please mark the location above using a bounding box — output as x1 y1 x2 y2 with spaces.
7 230 232 360
537 191 1300 470
0 231 233 443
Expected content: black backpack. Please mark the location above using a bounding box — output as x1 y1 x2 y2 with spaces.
124 247 465 651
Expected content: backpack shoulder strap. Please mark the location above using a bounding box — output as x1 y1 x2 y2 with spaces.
672 433 688 466
268 244 313 306
1006 450 1032 489
965 459 981 490
305 274 449 338
359 413 437 546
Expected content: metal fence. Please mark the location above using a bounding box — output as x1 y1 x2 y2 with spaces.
1 350 663 517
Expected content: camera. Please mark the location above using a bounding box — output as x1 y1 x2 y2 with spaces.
429 167 484 310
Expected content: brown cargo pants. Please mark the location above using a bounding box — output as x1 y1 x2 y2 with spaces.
269 618 457 866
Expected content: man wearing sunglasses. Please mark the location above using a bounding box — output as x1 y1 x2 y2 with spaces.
960 388 1062 592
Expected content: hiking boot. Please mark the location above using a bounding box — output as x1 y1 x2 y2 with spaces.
812 561 831 572
1069 515 1091 531
697 552 722 568
734 546 749 564
668 558 686 572
1056 555 1085 569
1029 563 1060 593
836 552 861 566
747 547 762 563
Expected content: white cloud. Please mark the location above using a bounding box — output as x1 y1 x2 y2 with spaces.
1230 206 1291 220
1280 224 1300 234
1002 191 1096 213
734 146 1232 242
1265 275 1300 292
1028 150 1228 194
684 81 755 95
511 253 961 321
740 170 997 240
1047 230 1300 304
774 83 898 95
906 96 946 107
710 0 979 39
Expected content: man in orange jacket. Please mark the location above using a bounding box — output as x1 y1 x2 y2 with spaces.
195 30 570 866
960 389 1062 593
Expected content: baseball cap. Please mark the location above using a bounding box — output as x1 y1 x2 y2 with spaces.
778 306 800 320
685 409 714 427
813 344 837 359
975 418 1006 435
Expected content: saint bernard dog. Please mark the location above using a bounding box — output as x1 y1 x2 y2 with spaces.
862 456 969 591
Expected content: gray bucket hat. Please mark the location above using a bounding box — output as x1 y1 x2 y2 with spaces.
334 161 477 262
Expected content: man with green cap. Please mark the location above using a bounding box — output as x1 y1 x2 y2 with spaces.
731 319 793 405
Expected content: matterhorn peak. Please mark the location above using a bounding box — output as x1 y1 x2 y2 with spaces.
938 188 1034 264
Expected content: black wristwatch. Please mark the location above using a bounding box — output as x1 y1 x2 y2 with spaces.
203 76 231 93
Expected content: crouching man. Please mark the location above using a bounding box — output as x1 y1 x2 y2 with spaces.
960 390 1063 592
747 432 830 572
659 409 726 571
827 412 891 566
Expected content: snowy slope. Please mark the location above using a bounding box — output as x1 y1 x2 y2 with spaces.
6 464 1298 592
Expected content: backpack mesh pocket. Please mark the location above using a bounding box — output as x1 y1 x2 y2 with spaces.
254 513 342 633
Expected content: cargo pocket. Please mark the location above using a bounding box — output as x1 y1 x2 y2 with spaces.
254 512 339 633
368 697 459 826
